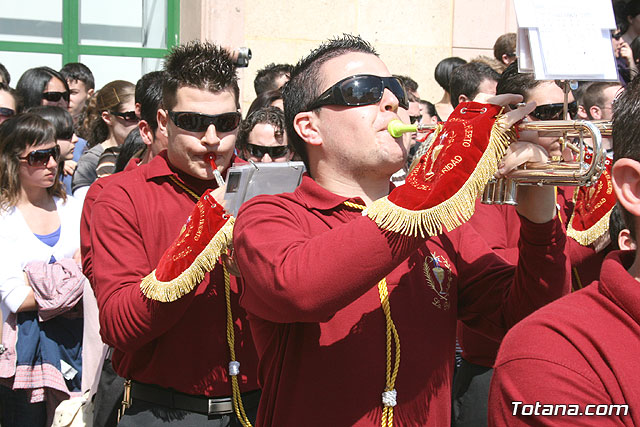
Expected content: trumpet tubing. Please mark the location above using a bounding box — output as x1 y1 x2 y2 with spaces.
387 120 437 138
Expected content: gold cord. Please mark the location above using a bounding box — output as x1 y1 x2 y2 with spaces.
169 175 201 201
224 264 253 427
343 201 401 427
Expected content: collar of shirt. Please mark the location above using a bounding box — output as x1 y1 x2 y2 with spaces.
600 250 640 325
293 174 369 211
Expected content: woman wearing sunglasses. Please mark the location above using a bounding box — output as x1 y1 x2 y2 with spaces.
72 80 137 200
16 66 70 111
0 83 17 125
0 114 84 426
237 106 294 163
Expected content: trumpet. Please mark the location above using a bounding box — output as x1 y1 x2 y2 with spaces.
387 119 606 205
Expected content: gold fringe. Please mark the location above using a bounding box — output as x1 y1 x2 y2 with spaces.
567 207 613 246
140 218 235 302
367 119 514 237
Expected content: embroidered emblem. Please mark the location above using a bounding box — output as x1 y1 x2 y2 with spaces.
423 252 452 310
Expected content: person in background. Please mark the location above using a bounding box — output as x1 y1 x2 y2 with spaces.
0 83 18 125
493 33 517 71
433 56 467 121
237 106 293 163
0 114 83 427
72 80 136 200
60 62 95 129
28 106 79 195
247 88 284 116
16 66 70 112
0 62 10 85
254 63 292 96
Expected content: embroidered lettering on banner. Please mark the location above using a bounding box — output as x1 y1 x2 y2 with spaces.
423 252 452 310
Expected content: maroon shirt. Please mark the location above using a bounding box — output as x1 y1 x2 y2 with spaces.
90 151 259 396
233 175 570 427
489 250 639 426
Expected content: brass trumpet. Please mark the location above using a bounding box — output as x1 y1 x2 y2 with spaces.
387 119 606 205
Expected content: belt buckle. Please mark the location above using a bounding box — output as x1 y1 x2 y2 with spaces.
208 397 233 416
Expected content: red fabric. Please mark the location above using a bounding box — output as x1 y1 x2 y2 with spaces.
460 189 605 368
90 151 258 396
569 154 615 234
489 250 639 426
81 158 140 286
392 102 503 210
233 175 570 427
155 189 230 281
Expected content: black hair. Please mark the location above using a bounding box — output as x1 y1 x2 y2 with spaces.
27 105 74 140
609 203 629 250
496 60 541 99
0 62 10 85
394 74 419 101
449 62 500 107
254 63 293 96
282 34 377 170
247 89 283 117
434 57 467 92
163 41 239 111
135 71 167 132
114 128 145 173
419 99 437 117
613 74 640 240
60 62 95 90
582 82 622 120
16 66 70 111
236 106 286 152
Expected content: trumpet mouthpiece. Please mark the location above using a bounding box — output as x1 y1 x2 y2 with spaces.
387 119 418 138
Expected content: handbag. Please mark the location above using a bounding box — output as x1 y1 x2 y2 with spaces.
52 392 94 427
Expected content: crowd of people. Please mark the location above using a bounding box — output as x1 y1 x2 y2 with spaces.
1 2 640 426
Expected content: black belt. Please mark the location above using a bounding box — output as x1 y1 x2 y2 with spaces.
130 381 259 416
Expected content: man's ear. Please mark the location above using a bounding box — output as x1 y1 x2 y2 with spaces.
293 111 322 146
589 105 603 120
87 88 95 98
618 229 637 250
458 94 470 105
157 109 169 140
138 120 154 147
613 158 640 218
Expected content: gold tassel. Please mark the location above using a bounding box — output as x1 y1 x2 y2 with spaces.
367 120 514 237
567 208 613 246
140 218 235 302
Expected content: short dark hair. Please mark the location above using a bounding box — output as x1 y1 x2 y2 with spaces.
27 105 74 140
609 203 628 250
254 63 293 96
449 62 500 107
135 71 167 132
0 62 10 85
115 128 145 173
394 75 419 101
16 66 70 111
236 106 286 152
613 74 640 240
419 99 436 118
162 41 239 111
282 34 377 170
496 60 541 99
493 33 517 62
434 57 467 92
247 89 283 117
60 62 95 90
582 82 622 120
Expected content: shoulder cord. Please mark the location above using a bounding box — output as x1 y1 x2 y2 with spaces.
169 175 253 426
344 201 401 427
553 188 585 291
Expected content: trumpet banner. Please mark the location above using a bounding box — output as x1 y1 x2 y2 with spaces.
368 102 514 237
140 189 234 302
567 153 615 246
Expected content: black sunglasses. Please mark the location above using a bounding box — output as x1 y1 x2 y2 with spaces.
611 31 622 40
18 145 60 167
246 143 289 159
526 101 578 121
409 115 422 124
168 111 242 133
0 107 14 118
42 91 70 103
111 110 139 122
307 74 409 111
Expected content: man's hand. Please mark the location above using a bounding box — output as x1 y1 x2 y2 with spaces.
64 160 77 176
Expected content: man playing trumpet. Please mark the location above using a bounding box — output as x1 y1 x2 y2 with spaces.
233 35 571 427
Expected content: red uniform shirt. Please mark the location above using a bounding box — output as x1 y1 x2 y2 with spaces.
233 175 570 427
489 250 639 426
90 151 259 396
